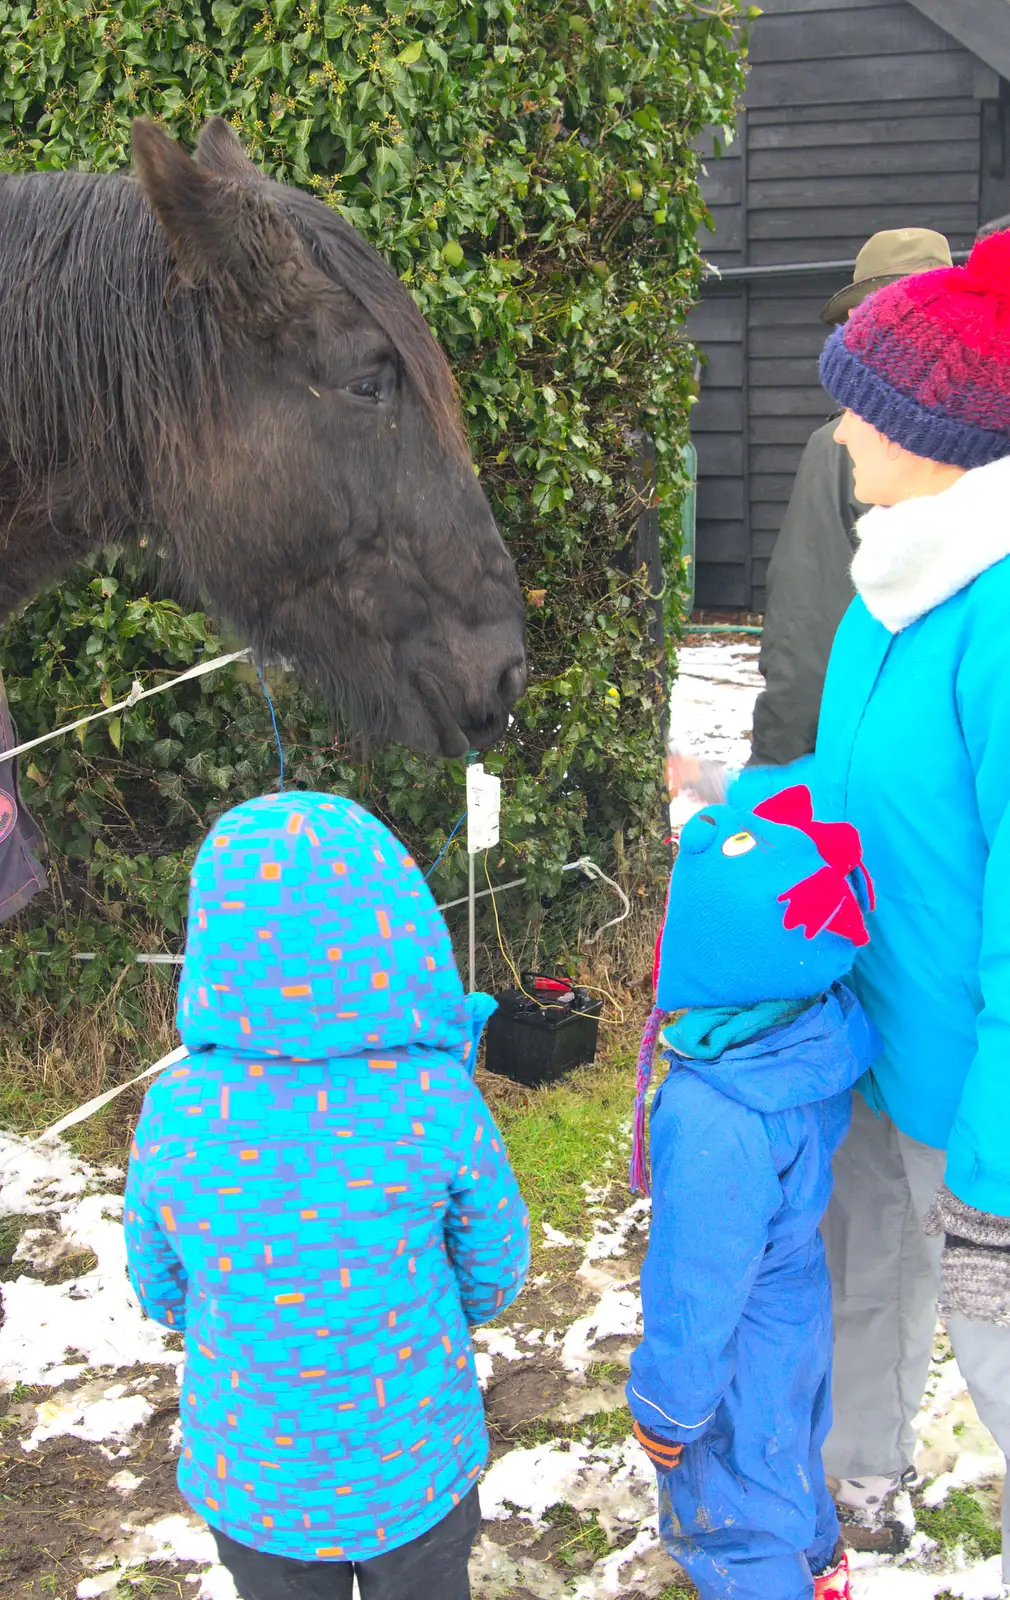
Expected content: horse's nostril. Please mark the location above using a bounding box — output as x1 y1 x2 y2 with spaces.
498 660 527 708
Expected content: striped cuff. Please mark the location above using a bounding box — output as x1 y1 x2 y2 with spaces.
633 1419 683 1472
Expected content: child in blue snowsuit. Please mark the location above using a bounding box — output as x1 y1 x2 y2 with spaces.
123 791 529 1600
628 784 880 1600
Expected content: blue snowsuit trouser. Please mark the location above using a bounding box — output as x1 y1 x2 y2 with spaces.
655 1236 839 1600
628 990 876 1600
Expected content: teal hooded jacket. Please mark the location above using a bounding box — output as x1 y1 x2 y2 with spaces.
734 552 1010 1217
124 792 529 1562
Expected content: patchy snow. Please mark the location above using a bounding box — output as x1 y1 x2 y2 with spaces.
561 1284 642 1375
107 1469 145 1494
25 1381 153 1453
472 1327 524 1363
922 1454 1005 1509
480 1432 655 1538
480 1439 596 1522
76 1512 238 1598
77 1577 126 1598
582 1197 651 1265
472 1324 525 1388
851 1554 1007 1599
0 1131 92 1211
195 1565 241 1600
571 1524 662 1599
0 1134 179 1387
543 1222 578 1248
668 640 761 826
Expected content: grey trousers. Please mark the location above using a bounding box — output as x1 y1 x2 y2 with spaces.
822 1094 1010 1574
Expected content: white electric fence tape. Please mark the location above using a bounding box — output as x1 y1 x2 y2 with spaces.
40 1044 189 1140
17 674 631 1140
2 648 252 766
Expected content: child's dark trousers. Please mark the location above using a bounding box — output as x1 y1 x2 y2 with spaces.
210 1488 481 1600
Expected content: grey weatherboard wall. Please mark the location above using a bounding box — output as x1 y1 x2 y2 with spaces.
689 0 1010 613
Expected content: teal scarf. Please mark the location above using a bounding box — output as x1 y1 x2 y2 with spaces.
661 998 811 1061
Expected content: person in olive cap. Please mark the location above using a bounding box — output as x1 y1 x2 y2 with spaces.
749 228 952 768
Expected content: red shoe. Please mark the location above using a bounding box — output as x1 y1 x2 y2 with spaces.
814 1551 850 1600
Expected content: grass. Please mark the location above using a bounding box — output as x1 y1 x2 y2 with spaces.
0 1214 25 1280
586 1359 630 1385
578 1405 634 1447
481 1043 638 1251
916 1489 1002 1562
542 1502 612 1567
0 967 177 1164
507 1404 633 1452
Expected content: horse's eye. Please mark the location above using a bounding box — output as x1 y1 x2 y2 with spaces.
346 375 385 403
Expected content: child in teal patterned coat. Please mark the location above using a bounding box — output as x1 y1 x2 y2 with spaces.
124 791 529 1600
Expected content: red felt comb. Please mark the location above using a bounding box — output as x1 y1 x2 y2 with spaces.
753 785 874 947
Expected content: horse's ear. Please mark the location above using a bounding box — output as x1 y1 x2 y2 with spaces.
195 117 260 182
131 119 313 328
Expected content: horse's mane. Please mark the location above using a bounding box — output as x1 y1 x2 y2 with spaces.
0 166 465 509
0 171 222 504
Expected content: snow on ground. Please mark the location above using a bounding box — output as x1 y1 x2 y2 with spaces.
667 638 762 825
0 1070 1005 1600
0 1134 180 1391
0 640 1004 1599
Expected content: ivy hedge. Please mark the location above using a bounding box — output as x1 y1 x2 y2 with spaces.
0 0 748 1021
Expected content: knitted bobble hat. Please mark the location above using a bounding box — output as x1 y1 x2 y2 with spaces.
820 230 1010 469
629 786 873 1194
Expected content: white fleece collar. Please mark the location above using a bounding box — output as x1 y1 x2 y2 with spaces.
851 455 1010 633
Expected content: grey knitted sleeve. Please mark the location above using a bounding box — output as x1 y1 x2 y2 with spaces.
923 1184 1010 1329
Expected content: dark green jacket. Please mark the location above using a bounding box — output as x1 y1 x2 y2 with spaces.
750 420 863 767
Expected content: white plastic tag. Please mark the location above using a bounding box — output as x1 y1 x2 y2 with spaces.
466 762 501 853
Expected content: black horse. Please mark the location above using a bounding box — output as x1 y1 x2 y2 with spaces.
0 118 526 757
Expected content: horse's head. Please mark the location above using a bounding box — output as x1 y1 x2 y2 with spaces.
131 118 525 757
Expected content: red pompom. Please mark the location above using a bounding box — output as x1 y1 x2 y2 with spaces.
965 229 1010 294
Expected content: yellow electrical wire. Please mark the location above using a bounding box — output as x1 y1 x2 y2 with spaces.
482 852 624 1025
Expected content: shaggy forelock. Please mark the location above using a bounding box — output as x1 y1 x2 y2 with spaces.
282 189 467 460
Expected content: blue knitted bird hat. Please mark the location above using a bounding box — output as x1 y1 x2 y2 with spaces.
630 785 873 1193
657 787 872 1010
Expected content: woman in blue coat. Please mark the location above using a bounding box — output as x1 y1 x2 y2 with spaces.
729 230 1010 1564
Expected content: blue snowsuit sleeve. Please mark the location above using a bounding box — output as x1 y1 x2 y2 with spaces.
947 620 1010 1216
444 1082 530 1327
628 1071 782 1443
123 1109 188 1331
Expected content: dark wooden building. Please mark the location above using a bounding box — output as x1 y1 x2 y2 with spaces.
690 0 1010 613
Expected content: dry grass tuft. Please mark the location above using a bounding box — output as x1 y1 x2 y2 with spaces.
0 968 178 1160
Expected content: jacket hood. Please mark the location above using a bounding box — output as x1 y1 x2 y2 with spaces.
178 791 491 1064
663 984 879 1114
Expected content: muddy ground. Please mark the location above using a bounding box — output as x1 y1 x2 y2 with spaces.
0 1136 1004 1600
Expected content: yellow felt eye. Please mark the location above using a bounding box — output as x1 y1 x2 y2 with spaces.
722 831 757 857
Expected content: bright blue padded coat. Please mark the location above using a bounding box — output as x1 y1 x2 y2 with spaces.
628 987 878 1600
124 791 529 1563
733 559 1010 1216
